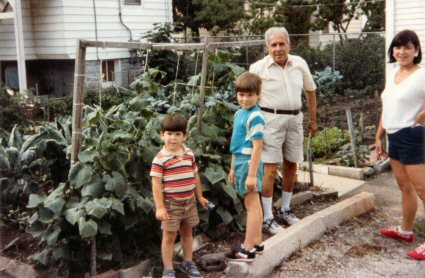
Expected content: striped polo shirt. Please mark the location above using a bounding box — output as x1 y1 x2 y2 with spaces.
150 145 198 200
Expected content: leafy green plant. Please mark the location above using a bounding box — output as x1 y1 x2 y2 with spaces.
305 127 350 158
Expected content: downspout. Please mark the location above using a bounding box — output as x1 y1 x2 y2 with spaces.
118 0 133 41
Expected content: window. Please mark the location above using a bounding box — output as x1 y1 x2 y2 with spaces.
124 0 141 5
102 60 115 82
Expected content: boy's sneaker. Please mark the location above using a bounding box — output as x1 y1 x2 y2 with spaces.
242 243 265 254
277 209 300 225
254 243 265 254
380 226 414 243
225 245 256 262
262 218 284 235
162 269 176 278
407 243 425 260
180 261 202 278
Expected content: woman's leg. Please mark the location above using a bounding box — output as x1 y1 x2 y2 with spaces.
391 159 418 231
405 164 425 216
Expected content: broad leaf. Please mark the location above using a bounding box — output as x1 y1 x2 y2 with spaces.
99 221 112 235
204 167 226 185
103 172 126 198
44 197 66 215
64 208 86 225
78 217 98 238
78 149 99 163
27 194 46 208
81 176 104 197
85 200 108 219
46 227 61 245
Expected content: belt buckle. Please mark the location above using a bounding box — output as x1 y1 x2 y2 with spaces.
274 108 277 114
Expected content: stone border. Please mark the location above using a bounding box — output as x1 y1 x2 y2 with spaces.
225 192 375 278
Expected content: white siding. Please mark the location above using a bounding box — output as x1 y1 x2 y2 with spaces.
0 0 172 61
0 1 67 60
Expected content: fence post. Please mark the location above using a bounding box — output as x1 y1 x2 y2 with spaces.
197 36 209 132
345 108 359 168
71 39 86 165
332 33 336 72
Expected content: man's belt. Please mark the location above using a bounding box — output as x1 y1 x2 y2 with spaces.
260 106 301 115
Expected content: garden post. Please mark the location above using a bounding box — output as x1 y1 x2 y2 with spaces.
196 36 209 132
345 108 359 168
71 39 86 165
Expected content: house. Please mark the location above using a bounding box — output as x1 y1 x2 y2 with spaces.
386 0 425 75
0 0 172 97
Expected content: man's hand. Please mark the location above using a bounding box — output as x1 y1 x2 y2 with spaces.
197 196 209 209
308 120 318 137
245 175 258 192
155 207 169 221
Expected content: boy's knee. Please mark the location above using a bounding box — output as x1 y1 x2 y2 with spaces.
163 231 177 244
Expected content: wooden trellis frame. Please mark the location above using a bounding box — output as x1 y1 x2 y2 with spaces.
71 38 265 164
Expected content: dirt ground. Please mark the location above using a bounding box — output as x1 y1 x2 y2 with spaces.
271 170 425 278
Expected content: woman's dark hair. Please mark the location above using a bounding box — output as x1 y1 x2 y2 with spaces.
388 30 422 64
161 114 187 134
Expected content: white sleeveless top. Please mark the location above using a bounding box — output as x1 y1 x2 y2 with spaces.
381 66 425 134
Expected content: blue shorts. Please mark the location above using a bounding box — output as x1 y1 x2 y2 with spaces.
234 154 263 197
388 126 425 164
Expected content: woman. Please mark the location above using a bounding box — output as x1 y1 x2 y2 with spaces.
376 29 425 260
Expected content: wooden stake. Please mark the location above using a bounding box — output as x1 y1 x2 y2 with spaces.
346 108 359 168
71 39 86 165
196 37 209 132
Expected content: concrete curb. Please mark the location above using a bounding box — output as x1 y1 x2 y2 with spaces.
299 162 365 180
225 192 375 278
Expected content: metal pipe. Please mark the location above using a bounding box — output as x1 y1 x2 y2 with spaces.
118 0 133 41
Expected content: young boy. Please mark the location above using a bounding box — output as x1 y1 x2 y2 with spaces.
225 72 264 262
150 114 208 278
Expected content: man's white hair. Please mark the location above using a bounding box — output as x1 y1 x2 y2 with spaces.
265 27 290 47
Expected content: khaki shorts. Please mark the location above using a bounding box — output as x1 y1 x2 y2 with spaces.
161 196 199 232
261 112 304 163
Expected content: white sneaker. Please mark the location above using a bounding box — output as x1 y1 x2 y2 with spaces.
278 209 300 225
262 218 284 235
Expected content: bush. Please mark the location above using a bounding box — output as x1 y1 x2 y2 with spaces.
0 87 28 130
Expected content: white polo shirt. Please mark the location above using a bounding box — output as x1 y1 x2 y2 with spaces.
249 54 316 111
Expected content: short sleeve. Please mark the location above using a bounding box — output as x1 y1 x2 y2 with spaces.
150 156 164 178
247 111 265 141
301 59 317 92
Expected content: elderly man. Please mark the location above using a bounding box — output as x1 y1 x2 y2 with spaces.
249 27 317 235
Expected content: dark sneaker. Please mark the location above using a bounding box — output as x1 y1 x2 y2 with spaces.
225 245 256 262
407 243 425 260
380 226 414 243
180 261 202 278
262 218 284 235
242 243 264 254
254 243 264 254
162 268 176 278
277 209 300 225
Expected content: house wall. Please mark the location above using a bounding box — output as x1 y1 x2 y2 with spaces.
0 0 173 61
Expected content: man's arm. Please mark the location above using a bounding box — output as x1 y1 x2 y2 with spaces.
306 90 317 137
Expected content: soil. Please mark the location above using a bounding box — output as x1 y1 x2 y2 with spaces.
187 171 425 278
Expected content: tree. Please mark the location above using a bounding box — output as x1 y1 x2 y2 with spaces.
359 0 385 32
172 0 245 41
311 0 361 43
